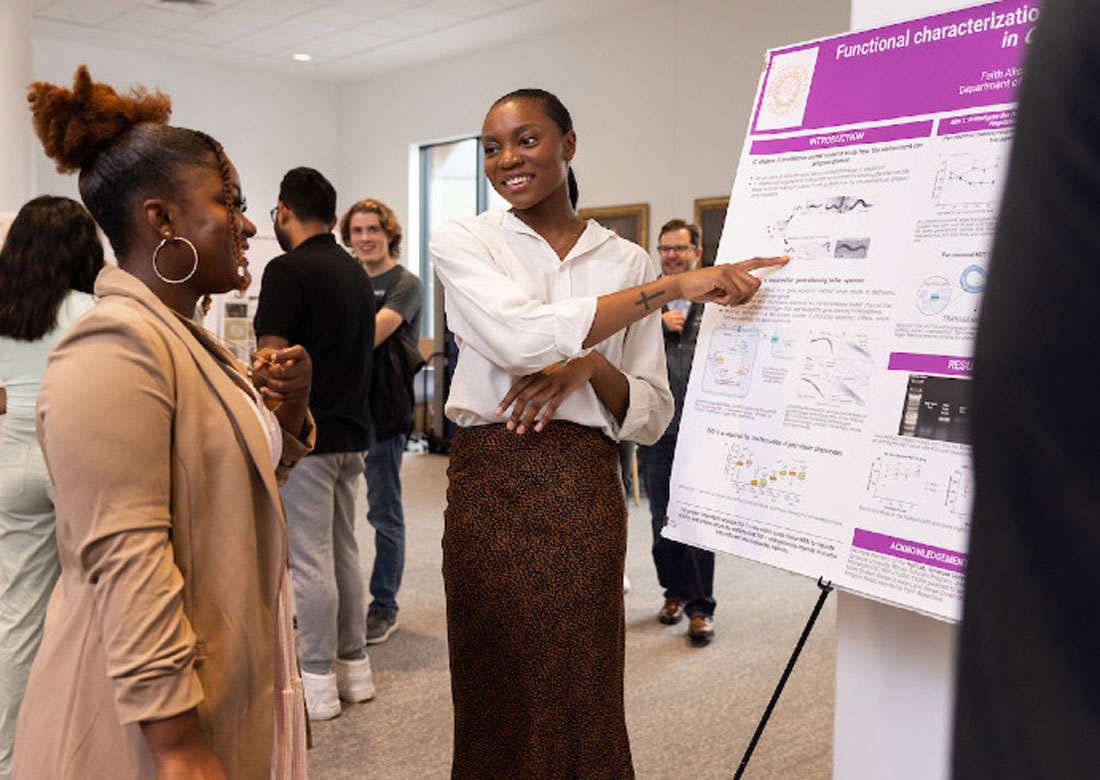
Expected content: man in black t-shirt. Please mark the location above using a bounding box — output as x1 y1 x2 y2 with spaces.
254 168 376 721
339 198 423 645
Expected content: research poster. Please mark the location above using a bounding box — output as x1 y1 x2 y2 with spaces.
211 233 282 361
665 0 1037 621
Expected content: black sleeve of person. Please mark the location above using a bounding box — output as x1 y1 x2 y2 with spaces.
253 258 304 341
952 0 1100 777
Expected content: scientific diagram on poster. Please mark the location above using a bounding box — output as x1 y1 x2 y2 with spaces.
702 327 760 397
767 196 875 261
665 0 1037 621
726 444 809 506
798 331 875 407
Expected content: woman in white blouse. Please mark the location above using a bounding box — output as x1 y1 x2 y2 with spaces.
430 88 786 780
0 196 102 779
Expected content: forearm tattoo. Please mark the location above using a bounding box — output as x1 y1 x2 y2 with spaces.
635 288 666 311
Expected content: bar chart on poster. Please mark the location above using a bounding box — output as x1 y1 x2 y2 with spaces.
665 0 1037 621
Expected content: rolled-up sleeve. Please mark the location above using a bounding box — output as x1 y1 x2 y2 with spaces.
276 412 315 486
430 220 597 375
609 291 674 446
37 312 202 724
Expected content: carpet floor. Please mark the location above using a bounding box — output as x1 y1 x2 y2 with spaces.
306 452 836 780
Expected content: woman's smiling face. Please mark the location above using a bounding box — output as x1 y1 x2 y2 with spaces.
171 156 255 295
481 97 575 211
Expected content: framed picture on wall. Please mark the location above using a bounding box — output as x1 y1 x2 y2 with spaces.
578 203 650 251
693 196 730 268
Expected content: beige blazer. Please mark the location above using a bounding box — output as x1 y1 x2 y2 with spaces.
14 266 313 780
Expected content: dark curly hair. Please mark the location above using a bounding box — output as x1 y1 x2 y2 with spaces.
0 195 104 341
491 88 579 208
339 198 402 259
278 167 337 225
26 66 248 292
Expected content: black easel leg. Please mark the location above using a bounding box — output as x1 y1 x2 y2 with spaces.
733 577 835 780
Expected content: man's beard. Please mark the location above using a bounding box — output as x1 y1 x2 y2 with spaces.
274 220 292 252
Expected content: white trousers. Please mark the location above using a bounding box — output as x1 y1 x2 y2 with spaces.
0 444 58 780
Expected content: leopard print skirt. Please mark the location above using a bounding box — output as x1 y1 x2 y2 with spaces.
443 421 635 780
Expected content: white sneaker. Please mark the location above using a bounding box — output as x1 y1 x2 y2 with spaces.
334 656 375 702
301 671 341 720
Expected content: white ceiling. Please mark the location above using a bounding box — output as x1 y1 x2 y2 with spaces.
33 0 658 83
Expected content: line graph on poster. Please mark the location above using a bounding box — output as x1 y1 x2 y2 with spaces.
866 453 941 510
945 464 974 518
865 452 972 520
798 330 875 407
766 195 875 261
931 153 1002 208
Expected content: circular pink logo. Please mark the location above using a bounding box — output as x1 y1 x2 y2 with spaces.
766 65 810 118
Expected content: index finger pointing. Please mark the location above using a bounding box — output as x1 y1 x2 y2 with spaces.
731 255 790 273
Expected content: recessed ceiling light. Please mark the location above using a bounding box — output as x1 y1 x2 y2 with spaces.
292 53 313 62
156 0 219 7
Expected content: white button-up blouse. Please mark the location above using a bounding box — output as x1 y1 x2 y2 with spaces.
430 209 674 445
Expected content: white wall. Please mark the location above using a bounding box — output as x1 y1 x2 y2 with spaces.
31 36 340 247
1 0 34 213
336 0 850 257
29 0 850 260
851 0 972 28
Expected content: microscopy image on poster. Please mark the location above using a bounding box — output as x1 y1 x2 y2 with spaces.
897 374 972 445
767 196 875 262
666 0 1036 621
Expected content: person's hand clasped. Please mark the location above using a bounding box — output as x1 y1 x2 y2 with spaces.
662 310 686 333
496 354 597 435
677 255 789 306
251 344 311 409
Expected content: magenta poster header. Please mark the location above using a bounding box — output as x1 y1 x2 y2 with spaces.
887 352 973 377
938 108 1017 135
852 529 968 574
751 0 1036 135
749 120 932 155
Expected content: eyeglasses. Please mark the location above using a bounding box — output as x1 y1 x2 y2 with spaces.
270 206 279 223
657 244 696 255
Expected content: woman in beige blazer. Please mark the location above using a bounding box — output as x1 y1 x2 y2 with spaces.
14 68 315 779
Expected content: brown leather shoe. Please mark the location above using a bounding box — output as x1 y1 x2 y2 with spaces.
657 599 685 625
688 615 715 646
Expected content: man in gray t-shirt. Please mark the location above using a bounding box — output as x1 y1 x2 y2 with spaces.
339 199 423 644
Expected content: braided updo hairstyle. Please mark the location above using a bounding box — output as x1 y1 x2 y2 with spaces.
27 66 250 295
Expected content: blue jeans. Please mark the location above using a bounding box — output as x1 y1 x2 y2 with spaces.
364 429 406 614
638 432 716 618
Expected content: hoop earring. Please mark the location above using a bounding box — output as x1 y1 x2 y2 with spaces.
152 236 199 284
